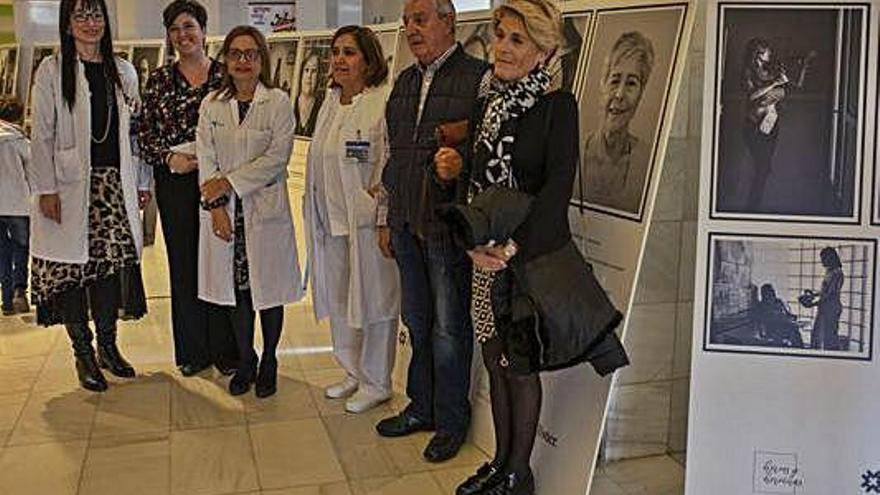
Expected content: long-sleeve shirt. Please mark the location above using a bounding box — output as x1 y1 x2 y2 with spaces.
138 59 225 178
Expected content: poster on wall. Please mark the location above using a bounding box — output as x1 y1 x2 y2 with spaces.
207 37 224 60
248 1 296 33
573 4 687 221
688 2 880 494
293 36 332 138
131 44 164 97
375 26 399 88
457 18 493 62
710 4 867 224
267 37 299 96
26 45 59 118
0 45 17 97
704 233 874 360
561 10 593 92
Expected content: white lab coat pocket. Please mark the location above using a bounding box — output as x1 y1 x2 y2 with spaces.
55 148 84 184
352 188 377 228
247 129 272 161
253 180 288 224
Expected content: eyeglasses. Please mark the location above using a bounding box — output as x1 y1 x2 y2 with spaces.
226 49 260 62
71 9 105 24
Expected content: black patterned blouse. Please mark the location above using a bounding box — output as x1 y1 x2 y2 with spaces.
138 58 225 178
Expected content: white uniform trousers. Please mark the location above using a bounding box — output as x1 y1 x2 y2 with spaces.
323 234 396 395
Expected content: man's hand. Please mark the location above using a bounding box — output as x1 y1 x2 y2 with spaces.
434 147 463 181
377 226 394 259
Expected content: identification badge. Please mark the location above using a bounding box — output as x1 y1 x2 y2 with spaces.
345 140 370 162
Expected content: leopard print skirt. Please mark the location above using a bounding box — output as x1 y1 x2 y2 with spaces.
31 167 146 325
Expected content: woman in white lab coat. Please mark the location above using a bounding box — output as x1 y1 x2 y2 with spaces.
196 25 302 399
29 0 152 393
304 25 400 414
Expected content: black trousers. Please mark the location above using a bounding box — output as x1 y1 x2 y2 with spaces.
155 171 238 367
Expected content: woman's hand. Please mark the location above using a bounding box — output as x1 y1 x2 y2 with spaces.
138 191 152 210
210 208 233 242
39 194 61 223
201 177 232 203
376 226 394 259
169 152 199 174
467 241 518 272
434 147 463 181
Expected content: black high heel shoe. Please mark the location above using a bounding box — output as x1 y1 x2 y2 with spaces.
487 469 534 495
255 356 277 398
456 462 506 495
229 354 257 396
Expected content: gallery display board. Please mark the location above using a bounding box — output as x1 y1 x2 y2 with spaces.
380 2 693 494
688 1 880 493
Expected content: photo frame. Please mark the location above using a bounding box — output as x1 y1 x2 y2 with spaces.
572 3 688 222
709 3 869 224
704 232 875 360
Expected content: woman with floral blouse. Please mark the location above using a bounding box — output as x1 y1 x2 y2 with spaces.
138 0 238 377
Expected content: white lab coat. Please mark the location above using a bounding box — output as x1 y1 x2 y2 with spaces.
0 123 31 216
304 86 399 329
28 54 152 263
196 83 303 310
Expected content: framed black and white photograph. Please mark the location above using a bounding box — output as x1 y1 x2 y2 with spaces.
131 44 163 97
0 45 18 97
26 45 59 118
267 37 298 96
456 19 493 63
376 27 398 88
573 4 687 221
206 37 224 60
392 25 414 79
704 233 875 360
114 44 131 61
293 36 332 138
710 4 867 223
560 10 592 92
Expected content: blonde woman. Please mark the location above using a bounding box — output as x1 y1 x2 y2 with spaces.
440 1 575 493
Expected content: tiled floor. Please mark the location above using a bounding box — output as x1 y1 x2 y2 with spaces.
0 224 686 495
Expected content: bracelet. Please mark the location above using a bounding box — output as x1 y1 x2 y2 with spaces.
200 194 229 211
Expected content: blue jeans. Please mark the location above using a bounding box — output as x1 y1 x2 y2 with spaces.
0 216 30 308
392 227 473 435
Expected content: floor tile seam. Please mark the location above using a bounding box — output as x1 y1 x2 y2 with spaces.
74 388 104 495
244 418 265 491
4 340 57 448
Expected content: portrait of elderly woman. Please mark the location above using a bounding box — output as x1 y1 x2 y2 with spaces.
582 31 654 216
574 6 685 219
293 40 331 137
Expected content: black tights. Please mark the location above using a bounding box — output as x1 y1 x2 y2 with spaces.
230 289 284 370
482 337 542 476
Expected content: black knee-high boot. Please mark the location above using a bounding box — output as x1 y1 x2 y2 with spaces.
91 276 135 378
64 322 108 392
60 288 107 392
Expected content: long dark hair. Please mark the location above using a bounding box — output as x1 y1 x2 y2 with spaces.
215 25 274 101
59 0 121 110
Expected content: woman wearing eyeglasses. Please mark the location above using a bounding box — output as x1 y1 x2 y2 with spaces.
29 0 152 392
196 26 302 398
138 0 240 378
